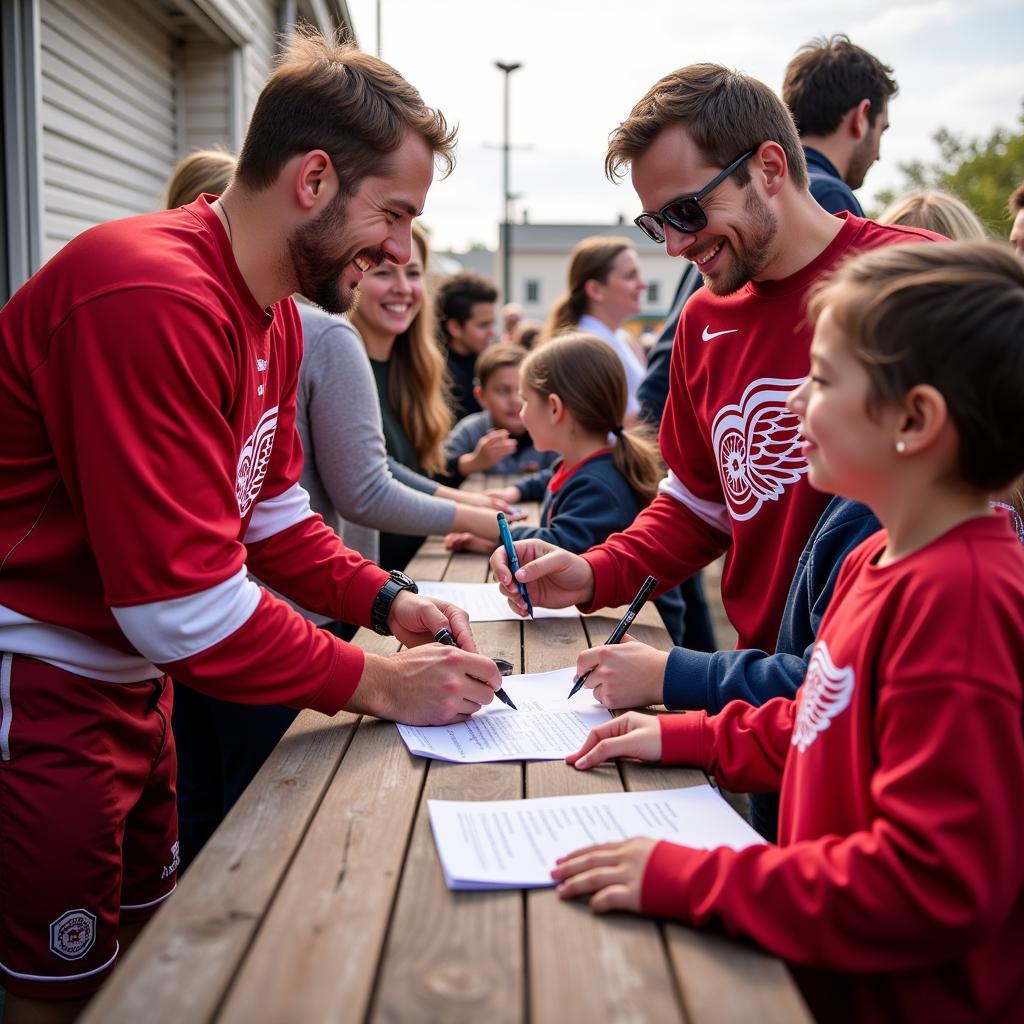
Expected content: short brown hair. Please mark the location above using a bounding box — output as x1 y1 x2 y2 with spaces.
807 241 1024 491
1008 181 1024 216
783 35 897 137
236 27 456 196
164 147 235 209
605 64 807 189
436 272 498 337
474 343 524 388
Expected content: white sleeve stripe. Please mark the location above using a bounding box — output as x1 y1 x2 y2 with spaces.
244 482 315 543
658 470 732 535
111 566 262 664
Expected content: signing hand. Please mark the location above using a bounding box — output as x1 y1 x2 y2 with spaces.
388 591 477 651
489 537 594 616
550 837 658 914
576 634 667 709
565 711 662 770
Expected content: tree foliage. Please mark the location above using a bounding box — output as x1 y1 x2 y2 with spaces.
871 102 1024 237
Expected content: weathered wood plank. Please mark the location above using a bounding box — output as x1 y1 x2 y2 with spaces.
215 714 425 1024
623 764 812 1023
524 618 685 1024
80 706 361 1024
368 759 525 1024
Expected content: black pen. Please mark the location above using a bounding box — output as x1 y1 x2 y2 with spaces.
434 628 518 710
567 576 659 698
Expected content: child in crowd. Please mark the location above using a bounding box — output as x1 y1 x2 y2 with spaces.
552 242 1024 1024
443 344 557 480
448 334 684 644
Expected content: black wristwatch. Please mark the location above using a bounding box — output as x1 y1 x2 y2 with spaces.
371 570 419 635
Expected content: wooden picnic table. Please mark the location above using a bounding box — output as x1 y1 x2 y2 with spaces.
81 482 811 1024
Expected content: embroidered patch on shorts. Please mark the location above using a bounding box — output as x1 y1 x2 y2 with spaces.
161 840 180 881
49 908 97 961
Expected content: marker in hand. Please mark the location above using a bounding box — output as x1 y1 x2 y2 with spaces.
434 628 518 711
567 576 659 699
497 511 534 618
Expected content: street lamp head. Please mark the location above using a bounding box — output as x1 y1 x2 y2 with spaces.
495 61 522 74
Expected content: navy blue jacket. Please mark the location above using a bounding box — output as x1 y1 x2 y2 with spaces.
511 451 685 644
804 145 865 217
663 496 878 711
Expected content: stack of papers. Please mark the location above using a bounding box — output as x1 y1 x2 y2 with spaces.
416 581 579 622
428 785 767 889
397 667 610 763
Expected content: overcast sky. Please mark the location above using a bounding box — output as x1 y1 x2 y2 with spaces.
344 0 1024 253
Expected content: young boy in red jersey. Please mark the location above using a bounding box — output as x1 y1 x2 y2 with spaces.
552 241 1024 1024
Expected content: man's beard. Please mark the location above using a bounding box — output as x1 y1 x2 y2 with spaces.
702 187 778 296
287 192 382 314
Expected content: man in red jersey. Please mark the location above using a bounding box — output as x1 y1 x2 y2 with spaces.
0 30 500 1021
493 63 938 657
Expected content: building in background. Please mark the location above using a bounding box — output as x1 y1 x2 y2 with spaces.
1 0 353 302
438 219 679 335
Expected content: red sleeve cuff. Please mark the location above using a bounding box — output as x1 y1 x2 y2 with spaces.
659 711 710 766
344 560 390 629
640 839 708 921
580 548 619 613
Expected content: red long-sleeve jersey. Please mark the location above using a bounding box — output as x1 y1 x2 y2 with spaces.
642 516 1024 1022
0 196 388 710
582 215 940 651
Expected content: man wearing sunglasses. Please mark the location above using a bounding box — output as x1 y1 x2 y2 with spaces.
493 63 939 677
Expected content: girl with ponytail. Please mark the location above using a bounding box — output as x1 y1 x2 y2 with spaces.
446 333 684 642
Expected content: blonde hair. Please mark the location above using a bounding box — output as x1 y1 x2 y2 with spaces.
351 222 451 475
878 189 987 241
542 236 632 342
521 333 663 504
164 147 235 208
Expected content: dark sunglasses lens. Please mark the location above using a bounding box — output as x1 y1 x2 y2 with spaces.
663 199 706 235
635 214 665 243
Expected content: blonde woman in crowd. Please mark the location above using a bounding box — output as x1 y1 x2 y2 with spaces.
878 188 987 240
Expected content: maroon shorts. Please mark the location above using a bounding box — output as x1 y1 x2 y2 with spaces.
0 654 178 999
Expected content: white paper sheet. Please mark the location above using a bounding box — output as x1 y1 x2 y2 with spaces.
428 785 767 889
397 667 611 762
416 580 579 622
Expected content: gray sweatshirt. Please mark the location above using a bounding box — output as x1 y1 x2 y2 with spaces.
296 306 457 569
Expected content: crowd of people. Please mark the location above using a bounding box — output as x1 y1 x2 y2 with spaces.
0 25 1022 1024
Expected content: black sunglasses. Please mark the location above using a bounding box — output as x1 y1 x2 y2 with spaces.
634 148 758 243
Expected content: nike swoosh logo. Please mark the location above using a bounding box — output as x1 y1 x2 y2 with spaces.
702 326 739 342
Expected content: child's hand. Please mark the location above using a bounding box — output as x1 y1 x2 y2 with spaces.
444 531 497 555
575 634 667 709
550 837 658 913
461 429 518 474
565 711 662 769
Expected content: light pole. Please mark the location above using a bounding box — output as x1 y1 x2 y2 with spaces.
495 60 521 305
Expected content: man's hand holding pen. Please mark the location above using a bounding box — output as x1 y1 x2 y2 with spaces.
488 538 595 618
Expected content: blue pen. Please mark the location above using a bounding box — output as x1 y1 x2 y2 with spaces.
497 511 534 618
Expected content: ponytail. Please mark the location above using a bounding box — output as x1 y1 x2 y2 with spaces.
610 426 662 506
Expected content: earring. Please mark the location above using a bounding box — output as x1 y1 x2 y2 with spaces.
895 440 907 454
